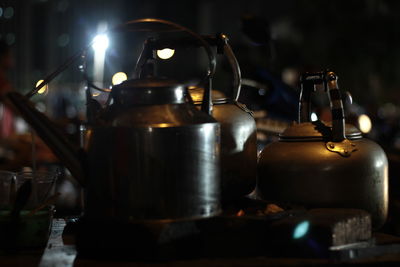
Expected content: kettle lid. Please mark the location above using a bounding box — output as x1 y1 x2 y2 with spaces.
115 77 179 88
280 121 362 141
188 86 227 105
111 77 187 106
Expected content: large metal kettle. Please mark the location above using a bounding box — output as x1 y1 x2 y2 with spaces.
135 34 257 202
257 71 388 228
6 19 222 221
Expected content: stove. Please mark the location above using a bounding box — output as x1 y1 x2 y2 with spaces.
64 198 377 261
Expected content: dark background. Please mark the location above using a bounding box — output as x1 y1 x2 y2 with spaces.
2 0 400 131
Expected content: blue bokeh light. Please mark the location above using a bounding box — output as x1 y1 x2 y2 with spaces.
293 221 310 239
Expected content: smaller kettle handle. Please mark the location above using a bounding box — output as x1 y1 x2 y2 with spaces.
299 71 346 142
218 34 242 101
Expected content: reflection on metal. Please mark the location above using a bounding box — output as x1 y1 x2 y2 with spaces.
174 87 183 100
91 91 101 97
311 112 318 122
155 123 170 128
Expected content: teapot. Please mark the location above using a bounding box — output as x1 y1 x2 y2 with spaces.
7 19 222 221
257 71 388 228
135 34 257 202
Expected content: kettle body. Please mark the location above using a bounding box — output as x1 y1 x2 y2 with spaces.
83 78 221 221
187 35 257 201
257 71 388 228
210 101 256 201
190 88 257 201
258 123 388 227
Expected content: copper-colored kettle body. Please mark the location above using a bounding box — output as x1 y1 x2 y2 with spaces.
257 71 388 228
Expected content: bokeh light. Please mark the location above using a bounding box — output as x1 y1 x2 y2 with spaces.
112 72 128 85
92 34 109 52
157 48 175 59
358 114 372 133
36 80 48 95
293 221 310 239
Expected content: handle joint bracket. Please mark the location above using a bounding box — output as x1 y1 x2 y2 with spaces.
326 139 357 157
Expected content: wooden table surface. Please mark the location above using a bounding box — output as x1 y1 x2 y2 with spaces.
2 219 400 266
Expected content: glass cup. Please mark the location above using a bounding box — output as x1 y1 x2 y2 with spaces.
0 171 16 210
0 171 57 250
16 171 58 209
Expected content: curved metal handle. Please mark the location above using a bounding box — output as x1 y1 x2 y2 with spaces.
135 33 241 102
298 72 323 123
118 18 216 79
134 38 154 79
219 34 242 101
298 70 346 142
325 71 346 142
113 18 216 114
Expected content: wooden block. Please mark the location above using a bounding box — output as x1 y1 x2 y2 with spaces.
308 209 371 246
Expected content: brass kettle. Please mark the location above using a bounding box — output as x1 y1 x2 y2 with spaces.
136 34 257 202
7 19 222 221
257 71 388 228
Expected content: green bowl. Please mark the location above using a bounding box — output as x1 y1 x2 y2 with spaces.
0 209 53 250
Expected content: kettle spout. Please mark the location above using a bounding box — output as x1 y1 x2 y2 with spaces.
6 92 85 185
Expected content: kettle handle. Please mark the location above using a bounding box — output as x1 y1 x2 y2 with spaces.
135 33 242 102
112 18 216 115
218 34 242 101
299 71 346 142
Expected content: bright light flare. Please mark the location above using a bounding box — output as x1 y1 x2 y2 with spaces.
112 72 128 85
157 48 175 60
92 34 109 52
311 112 318 122
293 221 310 239
358 114 372 133
35 80 48 94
